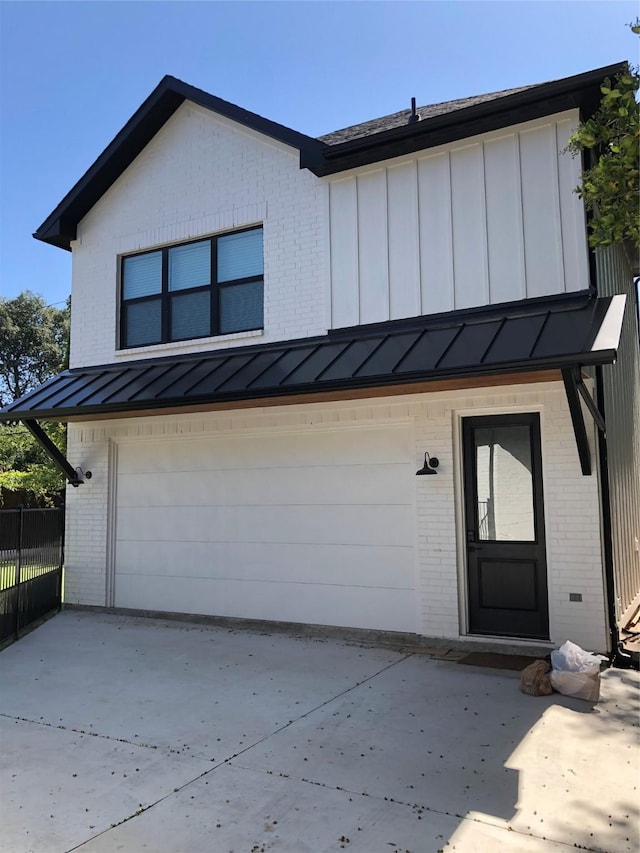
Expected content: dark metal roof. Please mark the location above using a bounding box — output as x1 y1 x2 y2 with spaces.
0 293 625 423
34 63 626 249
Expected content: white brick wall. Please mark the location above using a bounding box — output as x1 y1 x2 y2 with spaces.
69 103 327 368
64 426 113 606
64 379 608 652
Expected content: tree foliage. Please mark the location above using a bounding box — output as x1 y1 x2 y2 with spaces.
0 423 67 505
566 53 639 249
0 292 70 505
0 291 70 406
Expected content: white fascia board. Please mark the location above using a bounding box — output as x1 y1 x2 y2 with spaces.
592 294 627 353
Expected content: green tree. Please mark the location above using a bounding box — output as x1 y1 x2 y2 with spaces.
0 423 67 505
0 292 70 505
0 291 70 405
566 48 639 249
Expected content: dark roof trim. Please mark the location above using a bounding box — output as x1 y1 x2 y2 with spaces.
0 294 625 423
34 63 626 250
33 76 325 250
303 62 627 176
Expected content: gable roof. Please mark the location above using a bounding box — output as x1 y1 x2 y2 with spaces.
34 62 626 251
34 76 325 251
0 292 625 422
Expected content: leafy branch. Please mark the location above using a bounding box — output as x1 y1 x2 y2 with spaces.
566 51 639 249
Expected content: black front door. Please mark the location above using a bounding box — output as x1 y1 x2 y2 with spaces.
462 413 549 639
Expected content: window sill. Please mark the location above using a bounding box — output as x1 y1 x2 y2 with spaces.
116 329 264 358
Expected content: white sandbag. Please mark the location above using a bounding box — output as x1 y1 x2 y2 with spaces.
550 669 601 702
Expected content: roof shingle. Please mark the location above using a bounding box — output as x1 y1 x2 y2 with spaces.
317 85 536 145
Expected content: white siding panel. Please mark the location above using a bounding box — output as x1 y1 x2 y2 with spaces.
556 118 590 292
329 178 359 328
450 144 488 308
484 135 526 304
418 153 454 314
387 162 420 319
520 124 564 297
357 170 389 324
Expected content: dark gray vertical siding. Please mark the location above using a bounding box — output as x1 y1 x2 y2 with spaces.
596 244 640 625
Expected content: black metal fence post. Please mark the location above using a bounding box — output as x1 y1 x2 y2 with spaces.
15 505 23 640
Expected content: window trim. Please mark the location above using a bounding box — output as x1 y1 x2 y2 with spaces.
119 225 264 349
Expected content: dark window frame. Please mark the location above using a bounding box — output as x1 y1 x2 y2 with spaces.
119 225 264 349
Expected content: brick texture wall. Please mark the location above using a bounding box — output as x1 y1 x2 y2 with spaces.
64 380 608 651
69 102 327 368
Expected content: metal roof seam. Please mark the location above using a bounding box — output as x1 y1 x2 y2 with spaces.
299 341 350 384
96 368 155 405
39 372 101 410
3 373 72 413
432 323 466 370
244 347 291 389
195 352 263 396
151 358 211 398
389 330 427 374
180 356 248 397
479 316 508 364
130 362 177 401
351 335 389 377
528 310 552 359
273 342 323 386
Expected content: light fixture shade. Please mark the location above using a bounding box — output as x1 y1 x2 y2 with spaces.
416 452 439 475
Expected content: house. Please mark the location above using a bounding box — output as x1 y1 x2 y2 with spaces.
3 63 639 658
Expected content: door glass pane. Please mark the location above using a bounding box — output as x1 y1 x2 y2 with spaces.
474 425 535 541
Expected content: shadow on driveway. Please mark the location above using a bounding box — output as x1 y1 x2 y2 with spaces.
1 610 638 853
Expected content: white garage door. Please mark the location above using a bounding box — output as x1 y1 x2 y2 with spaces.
114 425 417 632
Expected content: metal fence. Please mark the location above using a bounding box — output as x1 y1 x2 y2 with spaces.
0 507 64 644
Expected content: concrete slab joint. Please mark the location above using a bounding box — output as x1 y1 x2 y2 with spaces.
1 611 638 853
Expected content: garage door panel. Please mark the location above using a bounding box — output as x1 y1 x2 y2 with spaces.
115 425 417 632
115 573 416 633
117 427 412 475
117 463 411 509
116 539 414 589
117 504 413 548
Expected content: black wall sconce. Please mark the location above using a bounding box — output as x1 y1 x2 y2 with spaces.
416 452 439 475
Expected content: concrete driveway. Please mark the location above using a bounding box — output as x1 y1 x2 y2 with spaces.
0 611 638 853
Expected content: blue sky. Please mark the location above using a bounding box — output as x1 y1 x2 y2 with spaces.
0 0 637 308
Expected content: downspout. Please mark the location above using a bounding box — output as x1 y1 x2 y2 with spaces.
595 365 633 668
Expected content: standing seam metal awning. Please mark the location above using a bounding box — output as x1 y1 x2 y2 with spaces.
0 292 626 481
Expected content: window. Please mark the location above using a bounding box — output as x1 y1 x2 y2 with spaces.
120 226 263 348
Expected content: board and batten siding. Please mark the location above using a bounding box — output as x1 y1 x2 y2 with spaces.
328 111 589 327
596 243 640 626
